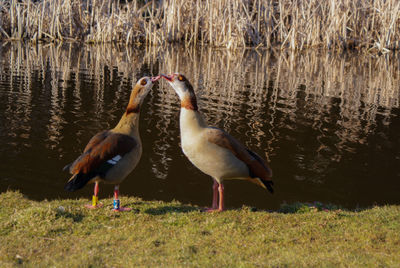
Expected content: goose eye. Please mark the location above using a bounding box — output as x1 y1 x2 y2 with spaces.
140 79 147 86
178 75 185 81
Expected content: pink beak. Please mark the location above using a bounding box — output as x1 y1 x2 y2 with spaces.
151 75 161 82
161 74 174 82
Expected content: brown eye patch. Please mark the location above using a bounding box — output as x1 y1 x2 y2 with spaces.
140 79 147 86
178 75 186 81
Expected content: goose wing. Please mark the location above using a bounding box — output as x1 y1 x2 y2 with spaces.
66 131 137 177
205 127 273 180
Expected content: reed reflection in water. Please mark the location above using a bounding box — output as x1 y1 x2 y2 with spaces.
0 43 399 210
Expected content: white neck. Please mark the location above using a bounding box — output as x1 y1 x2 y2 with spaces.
179 108 207 137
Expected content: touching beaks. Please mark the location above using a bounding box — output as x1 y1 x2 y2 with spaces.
161 74 174 82
151 75 161 82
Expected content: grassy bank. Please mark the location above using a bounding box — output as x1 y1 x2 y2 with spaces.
0 0 399 51
1 191 399 267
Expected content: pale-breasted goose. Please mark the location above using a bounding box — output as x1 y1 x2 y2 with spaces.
64 76 160 211
161 73 273 212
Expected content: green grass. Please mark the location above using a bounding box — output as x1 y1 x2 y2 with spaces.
1 191 400 267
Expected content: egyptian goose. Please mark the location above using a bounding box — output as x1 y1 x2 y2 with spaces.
161 73 273 212
64 76 160 211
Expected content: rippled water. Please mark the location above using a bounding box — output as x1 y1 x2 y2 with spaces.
0 43 399 210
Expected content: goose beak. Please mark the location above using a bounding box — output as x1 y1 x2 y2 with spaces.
161 74 174 82
151 75 161 82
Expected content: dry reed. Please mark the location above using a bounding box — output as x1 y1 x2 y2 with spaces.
0 0 400 51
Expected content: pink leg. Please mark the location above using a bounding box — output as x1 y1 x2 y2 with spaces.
85 182 103 209
205 180 224 212
211 180 219 209
94 182 99 196
218 183 225 212
114 185 119 199
113 185 132 212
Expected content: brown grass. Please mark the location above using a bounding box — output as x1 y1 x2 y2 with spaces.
0 0 400 51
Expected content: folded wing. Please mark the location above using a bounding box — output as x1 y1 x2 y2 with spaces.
206 127 273 190
64 131 137 191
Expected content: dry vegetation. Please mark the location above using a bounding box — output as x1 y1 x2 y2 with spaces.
0 0 400 51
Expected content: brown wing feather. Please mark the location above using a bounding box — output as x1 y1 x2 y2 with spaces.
69 132 137 176
206 127 272 180
83 130 109 153
63 130 110 172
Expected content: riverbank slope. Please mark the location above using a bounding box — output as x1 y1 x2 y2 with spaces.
1 191 399 267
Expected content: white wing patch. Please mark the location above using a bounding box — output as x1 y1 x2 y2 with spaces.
107 155 122 165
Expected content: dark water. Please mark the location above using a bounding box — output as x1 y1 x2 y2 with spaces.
0 43 399 210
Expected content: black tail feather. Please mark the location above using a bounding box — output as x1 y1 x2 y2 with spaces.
64 173 93 192
62 163 72 172
246 149 273 177
261 179 274 194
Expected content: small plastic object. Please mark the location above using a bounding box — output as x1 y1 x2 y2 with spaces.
92 195 98 207
113 199 120 210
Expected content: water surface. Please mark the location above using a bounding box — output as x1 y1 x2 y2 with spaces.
0 43 399 210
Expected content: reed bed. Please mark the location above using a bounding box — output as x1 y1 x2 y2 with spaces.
1 0 400 51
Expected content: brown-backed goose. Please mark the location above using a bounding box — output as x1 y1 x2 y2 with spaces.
64 76 160 211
